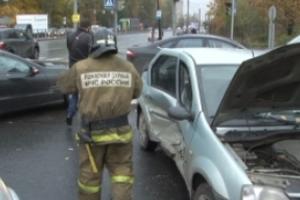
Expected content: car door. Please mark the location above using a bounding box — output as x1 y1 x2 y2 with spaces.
0 54 49 111
15 29 34 58
176 60 199 178
0 59 17 114
145 53 185 169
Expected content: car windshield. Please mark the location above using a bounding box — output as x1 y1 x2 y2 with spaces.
197 65 238 121
198 65 300 127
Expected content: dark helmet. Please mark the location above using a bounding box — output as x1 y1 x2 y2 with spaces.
90 28 118 58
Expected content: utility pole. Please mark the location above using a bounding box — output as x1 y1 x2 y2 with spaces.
230 0 235 39
187 0 190 31
113 0 118 35
157 0 162 40
172 0 177 36
198 8 201 33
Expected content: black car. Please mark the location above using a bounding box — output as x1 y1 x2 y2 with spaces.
127 34 246 74
0 28 39 59
0 50 67 115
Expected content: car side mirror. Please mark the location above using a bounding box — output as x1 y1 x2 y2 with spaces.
167 105 194 121
30 66 39 76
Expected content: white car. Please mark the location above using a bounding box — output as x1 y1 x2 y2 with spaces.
287 35 300 44
0 179 19 200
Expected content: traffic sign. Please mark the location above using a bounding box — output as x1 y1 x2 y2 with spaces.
156 10 162 19
104 0 116 10
268 5 277 21
72 14 80 23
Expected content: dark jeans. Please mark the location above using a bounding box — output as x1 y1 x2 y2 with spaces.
67 93 78 119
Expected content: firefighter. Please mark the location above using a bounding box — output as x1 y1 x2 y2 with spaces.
57 33 143 200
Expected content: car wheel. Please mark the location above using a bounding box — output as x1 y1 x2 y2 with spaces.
138 111 157 151
33 48 39 59
193 184 215 200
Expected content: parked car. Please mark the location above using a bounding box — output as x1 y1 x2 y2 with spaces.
127 34 246 74
0 28 39 59
136 45 300 200
0 50 67 115
0 178 19 200
287 35 300 44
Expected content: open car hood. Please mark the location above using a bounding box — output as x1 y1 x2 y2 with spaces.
212 43 300 127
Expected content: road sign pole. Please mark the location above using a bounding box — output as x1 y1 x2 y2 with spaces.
268 5 276 48
73 0 78 28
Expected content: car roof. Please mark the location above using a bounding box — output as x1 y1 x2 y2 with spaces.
162 48 254 65
155 34 246 48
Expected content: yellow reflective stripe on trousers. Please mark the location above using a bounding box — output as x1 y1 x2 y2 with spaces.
78 180 101 194
112 176 134 184
91 131 133 143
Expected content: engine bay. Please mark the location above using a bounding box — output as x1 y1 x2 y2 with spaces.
231 139 300 176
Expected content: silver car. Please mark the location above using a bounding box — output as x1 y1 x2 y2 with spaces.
0 178 19 200
137 46 300 200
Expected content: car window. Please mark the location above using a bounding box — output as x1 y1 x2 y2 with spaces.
179 61 192 111
7 30 19 39
207 39 237 48
151 55 177 96
159 40 176 48
175 38 205 48
0 55 30 74
16 30 28 40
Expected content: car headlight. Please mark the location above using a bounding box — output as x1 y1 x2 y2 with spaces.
241 185 289 200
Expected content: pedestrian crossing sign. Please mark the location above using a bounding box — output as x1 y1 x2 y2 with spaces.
104 0 116 10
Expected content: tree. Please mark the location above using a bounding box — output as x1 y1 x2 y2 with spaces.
207 0 300 47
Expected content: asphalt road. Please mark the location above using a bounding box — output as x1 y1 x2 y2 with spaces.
0 31 189 200
39 31 172 61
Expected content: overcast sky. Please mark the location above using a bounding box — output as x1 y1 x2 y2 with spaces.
183 0 212 17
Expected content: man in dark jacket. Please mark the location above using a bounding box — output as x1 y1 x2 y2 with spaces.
66 19 94 125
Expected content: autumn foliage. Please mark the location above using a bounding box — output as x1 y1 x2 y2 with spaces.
207 0 300 47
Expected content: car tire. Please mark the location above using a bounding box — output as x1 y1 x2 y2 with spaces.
192 183 215 200
138 111 157 151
